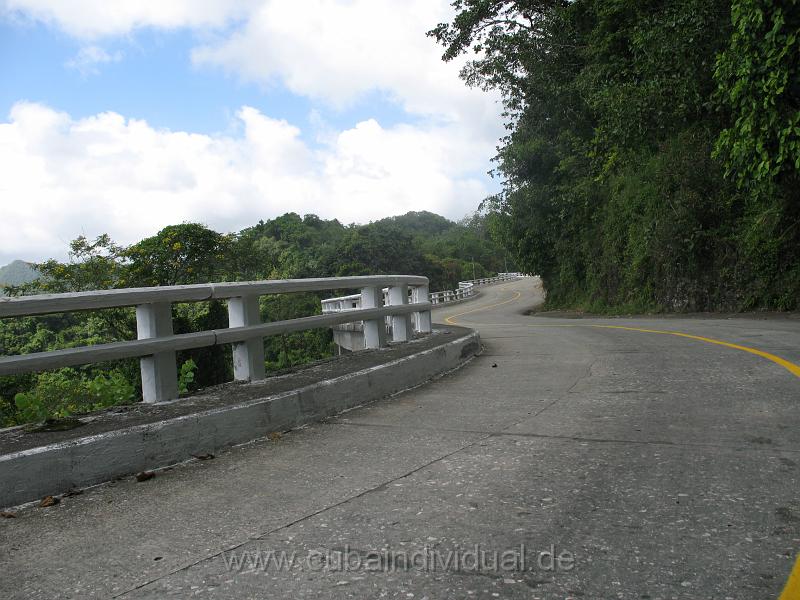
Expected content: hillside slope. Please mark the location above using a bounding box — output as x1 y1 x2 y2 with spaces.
0 260 39 288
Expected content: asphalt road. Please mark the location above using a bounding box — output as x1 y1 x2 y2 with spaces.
1 277 799 599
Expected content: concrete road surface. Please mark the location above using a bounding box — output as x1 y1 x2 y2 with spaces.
1 277 799 599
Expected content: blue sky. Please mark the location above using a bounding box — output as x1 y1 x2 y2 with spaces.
0 21 412 138
0 1 503 264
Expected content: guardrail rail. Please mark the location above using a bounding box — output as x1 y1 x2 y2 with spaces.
0 276 432 403
322 272 522 312
320 273 522 351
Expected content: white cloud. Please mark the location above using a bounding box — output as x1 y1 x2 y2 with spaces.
1 0 256 37
3 0 503 132
190 1 507 214
0 1 507 264
65 45 122 76
191 1 498 125
0 102 495 264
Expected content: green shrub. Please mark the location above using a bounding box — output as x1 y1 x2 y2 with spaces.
12 368 135 424
178 359 198 395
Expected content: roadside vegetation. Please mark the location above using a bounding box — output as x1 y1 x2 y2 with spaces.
431 0 800 312
0 211 513 426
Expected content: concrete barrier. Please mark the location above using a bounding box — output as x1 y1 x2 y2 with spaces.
0 327 480 508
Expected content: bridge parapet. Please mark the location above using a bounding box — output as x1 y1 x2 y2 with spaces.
323 273 521 311
321 273 521 351
0 275 432 403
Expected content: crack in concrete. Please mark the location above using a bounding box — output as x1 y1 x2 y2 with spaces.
330 420 800 454
113 357 599 597
112 432 495 598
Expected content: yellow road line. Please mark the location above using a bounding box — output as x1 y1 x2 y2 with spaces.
454 320 800 381
779 554 800 600
446 288 800 596
593 324 800 379
444 291 522 325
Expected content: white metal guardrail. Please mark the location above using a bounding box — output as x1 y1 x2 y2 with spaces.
0 276 432 403
320 273 521 352
323 273 522 312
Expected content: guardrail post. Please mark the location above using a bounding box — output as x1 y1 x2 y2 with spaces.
360 286 387 349
228 295 266 381
388 284 412 342
413 284 431 334
136 302 178 403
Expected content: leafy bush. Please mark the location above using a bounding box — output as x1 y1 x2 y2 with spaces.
714 0 800 187
178 359 198 395
11 369 135 424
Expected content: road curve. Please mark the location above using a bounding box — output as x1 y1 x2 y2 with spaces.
437 277 800 598
1 277 798 599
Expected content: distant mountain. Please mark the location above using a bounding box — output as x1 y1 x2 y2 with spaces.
0 260 40 289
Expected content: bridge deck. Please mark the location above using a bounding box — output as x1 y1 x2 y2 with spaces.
2 277 799 598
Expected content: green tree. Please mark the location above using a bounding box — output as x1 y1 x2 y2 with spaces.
432 0 799 312
124 223 233 286
714 0 800 188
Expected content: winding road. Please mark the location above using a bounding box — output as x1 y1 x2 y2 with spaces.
2 276 799 599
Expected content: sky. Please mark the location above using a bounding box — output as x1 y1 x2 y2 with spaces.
0 0 505 265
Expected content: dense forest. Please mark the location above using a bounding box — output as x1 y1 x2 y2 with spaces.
431 0 800 312
0 211 512 425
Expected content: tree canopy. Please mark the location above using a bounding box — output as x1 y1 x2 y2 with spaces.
431 0 800 312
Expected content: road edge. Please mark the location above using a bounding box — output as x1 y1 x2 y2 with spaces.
0 328 481 509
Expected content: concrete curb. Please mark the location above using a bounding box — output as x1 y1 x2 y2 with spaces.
0 329 481 509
